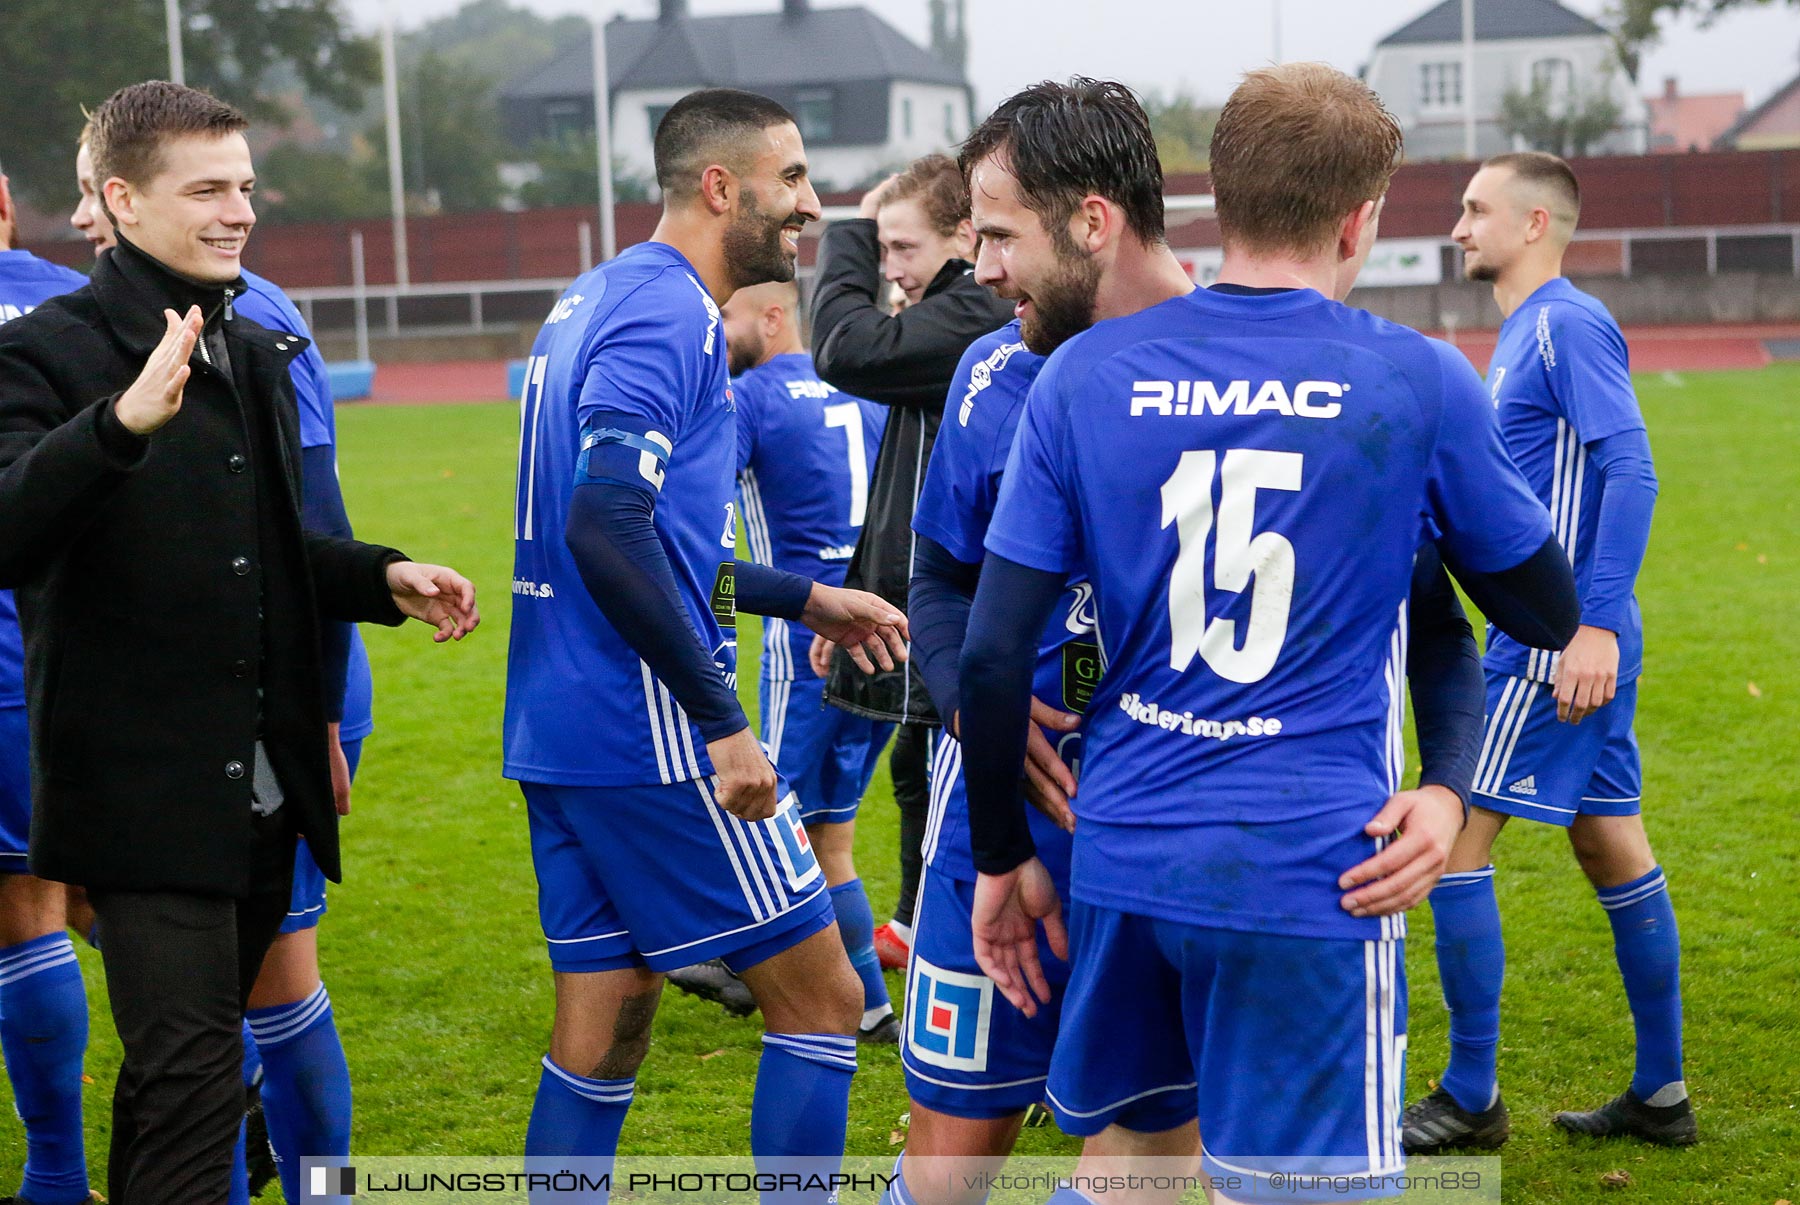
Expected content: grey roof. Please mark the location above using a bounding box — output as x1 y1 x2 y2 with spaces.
1719 70 1800 146
1376 0 1607 46
501 4 965 101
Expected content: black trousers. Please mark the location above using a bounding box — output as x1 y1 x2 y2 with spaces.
890 722 931 927
89 812 295 1205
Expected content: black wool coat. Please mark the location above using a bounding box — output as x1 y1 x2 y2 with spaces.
810 218 1014 724
0 238 407 896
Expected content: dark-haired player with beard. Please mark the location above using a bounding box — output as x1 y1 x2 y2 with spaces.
504 88 908 1181
951 68 1571 1202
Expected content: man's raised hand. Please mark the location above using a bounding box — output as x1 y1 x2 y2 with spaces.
115 306 202 436
386 561 480 642
801 583 908 675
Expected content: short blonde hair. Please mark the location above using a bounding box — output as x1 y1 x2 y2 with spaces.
1209 63 1403 255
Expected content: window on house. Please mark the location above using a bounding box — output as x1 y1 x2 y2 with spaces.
1419 62 1463 110
944 102 956 141
797 90 835 142
545 101 587 142
1531 58 1575 110
902 97 913 139
646 104 673 141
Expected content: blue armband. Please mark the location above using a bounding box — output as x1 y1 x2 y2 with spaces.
576 419 674 493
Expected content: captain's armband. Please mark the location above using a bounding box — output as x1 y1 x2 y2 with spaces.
576 415 674 493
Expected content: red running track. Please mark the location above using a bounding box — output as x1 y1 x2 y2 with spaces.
356 324 1800 406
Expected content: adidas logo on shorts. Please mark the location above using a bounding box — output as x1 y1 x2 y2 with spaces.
1507 775 1539 797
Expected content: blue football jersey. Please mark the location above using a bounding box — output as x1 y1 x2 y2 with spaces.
235 269 376 741
735 352 885 682
505 242 740 787
0 250 88 708
913 321 1084 886
984 287 1552 940
1485 278 1646 686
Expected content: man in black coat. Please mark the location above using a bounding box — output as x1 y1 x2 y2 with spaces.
809 153 1013 961
0 82 479 1204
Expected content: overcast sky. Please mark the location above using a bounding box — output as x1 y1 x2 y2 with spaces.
350 0 1800 111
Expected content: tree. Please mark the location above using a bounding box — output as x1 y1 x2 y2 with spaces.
0 0 377 208
514 136 652 209
254 143 386 224
1610 0 1800 80
371 51 507 213
1501 76 1626 157
1140 89 1220 173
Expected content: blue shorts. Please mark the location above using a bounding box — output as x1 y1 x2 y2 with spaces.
524 776 835 974
902 866 1144 1122
1049 902 1408 1203
760 674 891 825
0 705 27 874
1471 675 1641 826
282 738 364 934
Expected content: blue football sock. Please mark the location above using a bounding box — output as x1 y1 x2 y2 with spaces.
242 1015 264 1089
1430 866 1504 1113
829 879 890 1020
231 1017 262 1205
0 933 91 1205
753 1033 855 1205
230 1114 251 1205
525 1055 634 1203
249 983 354 1204
1598 866 1685 1103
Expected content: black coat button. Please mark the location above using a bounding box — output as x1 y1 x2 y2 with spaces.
231 659 249 678
225 760 246 779
231 556 251 576
227 454 246 473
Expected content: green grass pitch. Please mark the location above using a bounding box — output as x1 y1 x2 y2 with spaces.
2 365 1796 1202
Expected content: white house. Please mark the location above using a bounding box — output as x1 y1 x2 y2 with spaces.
1364 0 1648 159
500 0 973 194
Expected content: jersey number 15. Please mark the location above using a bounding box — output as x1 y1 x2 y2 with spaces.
1160 449 1303 684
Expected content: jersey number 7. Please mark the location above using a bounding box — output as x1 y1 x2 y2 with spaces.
1160 448 1303 684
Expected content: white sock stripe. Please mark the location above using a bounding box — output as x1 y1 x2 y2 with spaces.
763 1034 859 1069
541 1055 637 1103
1437 866 1497 886
0 941 79 985
0 934 77 966
889 1153 914 1205
764 1032 858 1052
248 984 332 1046
1598 872 1667 910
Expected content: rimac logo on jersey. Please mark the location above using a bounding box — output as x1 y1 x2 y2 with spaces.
960 340 1028 426
770 795 822 891
906 957 994 1072
785 378 838 400
1129 379 1346 420
544 293 585 325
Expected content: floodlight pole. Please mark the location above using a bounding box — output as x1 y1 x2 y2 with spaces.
381 4 411 289
591 6 618 261
165 0 185 84
1462 0 1477 159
